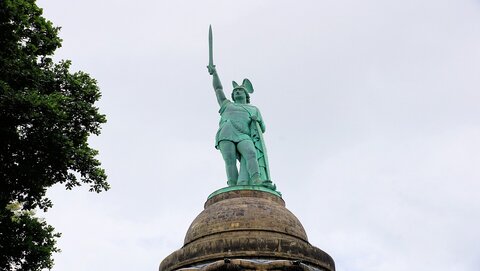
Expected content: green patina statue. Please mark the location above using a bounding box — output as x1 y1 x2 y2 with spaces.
207 26 276 191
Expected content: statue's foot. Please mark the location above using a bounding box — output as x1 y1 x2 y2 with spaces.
261 180 276 191
250 173 262 186
227 180 237 186
237 179 248 185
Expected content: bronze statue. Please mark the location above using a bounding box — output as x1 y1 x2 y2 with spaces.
207 26 275 190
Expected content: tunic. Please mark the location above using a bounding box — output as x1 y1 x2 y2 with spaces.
215 100 264 149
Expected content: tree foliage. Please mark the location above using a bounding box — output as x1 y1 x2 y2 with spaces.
0 202 61 270
0 0 109 269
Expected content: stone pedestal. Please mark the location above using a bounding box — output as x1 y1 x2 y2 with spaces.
160 189 335 271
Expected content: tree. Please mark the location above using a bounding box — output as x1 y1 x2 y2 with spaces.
0 0 109 269
0 202 61 270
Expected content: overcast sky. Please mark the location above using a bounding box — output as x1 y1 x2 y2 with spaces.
36 0 480 270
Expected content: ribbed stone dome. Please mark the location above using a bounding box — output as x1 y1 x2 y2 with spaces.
160 189 335 271
184 189 308 245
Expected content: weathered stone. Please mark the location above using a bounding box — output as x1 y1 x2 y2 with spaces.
159 190 335 271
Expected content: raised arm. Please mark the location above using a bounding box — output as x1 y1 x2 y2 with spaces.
208 66 227 106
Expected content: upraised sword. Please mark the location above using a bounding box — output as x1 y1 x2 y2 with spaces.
207 25 215 73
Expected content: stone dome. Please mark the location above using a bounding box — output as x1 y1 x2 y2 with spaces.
160 189 335 271
184 189 308 245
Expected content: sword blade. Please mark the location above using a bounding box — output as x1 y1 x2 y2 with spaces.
256 122 270 180
208 25 214 67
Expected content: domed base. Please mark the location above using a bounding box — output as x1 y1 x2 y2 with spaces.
159 190 335 271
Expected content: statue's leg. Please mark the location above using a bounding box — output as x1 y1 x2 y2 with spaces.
237 140 260 184
218 140 238 186
237 157 249 185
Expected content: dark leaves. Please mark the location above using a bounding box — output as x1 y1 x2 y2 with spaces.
0 0 108 269
0 207 61 270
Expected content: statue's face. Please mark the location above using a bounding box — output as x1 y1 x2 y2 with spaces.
233 88 246 102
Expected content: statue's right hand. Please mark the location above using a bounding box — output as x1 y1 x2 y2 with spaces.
207 65 216 75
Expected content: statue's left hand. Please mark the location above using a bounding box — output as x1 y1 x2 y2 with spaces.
250 115 258 122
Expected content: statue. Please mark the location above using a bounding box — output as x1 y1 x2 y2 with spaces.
207 26 276 191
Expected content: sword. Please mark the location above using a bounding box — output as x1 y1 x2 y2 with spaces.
255 122 271 181
207 25 215 74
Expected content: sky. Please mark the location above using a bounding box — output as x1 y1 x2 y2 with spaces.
35 0 480 270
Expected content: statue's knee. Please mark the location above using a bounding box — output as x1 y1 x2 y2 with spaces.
224 157 236 166
244 149 256 160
